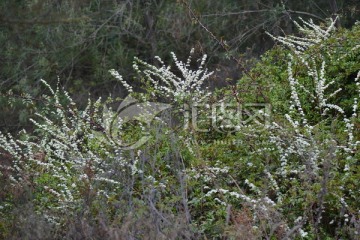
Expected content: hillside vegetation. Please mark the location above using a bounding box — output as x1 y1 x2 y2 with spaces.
1 15 360 240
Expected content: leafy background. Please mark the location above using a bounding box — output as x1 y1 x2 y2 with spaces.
0 1 360 239
1 0 359 131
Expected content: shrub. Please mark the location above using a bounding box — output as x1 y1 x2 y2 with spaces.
0 17 359 239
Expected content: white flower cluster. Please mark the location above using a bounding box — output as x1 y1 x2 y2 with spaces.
109 69 133 93
110 49 213 103
267 17 337 55
343 70 360 153
0 80 139 223
263 17 360 236
269 17 350 124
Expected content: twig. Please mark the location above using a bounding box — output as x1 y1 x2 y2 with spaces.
180 0 258 84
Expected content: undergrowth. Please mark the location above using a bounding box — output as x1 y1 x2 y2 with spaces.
0 18 359 239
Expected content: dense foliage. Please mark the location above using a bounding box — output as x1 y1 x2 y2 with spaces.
1 0 359 132
0 16 359 239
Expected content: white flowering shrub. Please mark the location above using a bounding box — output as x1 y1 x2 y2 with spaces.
0 51 214 238
0 80 145 226
0 18 359 239
179 18 360 238
110 49 213 104
218 18 360 238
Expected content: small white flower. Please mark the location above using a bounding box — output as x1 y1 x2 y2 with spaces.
299 229 308 237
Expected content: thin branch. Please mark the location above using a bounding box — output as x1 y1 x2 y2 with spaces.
0 16 90 26
180 0 257 83
202 9 272 17
286 10 325 21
